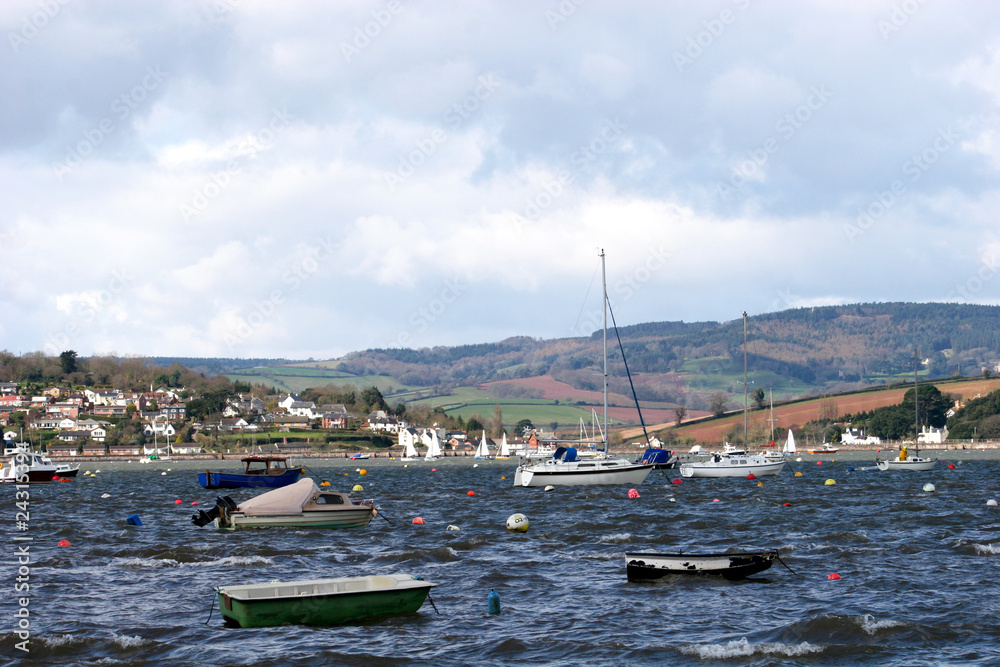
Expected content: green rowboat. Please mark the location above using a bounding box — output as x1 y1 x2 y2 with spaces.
216 574 437 628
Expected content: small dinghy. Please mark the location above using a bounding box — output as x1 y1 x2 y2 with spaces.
625 550 778 581
215 573 436 628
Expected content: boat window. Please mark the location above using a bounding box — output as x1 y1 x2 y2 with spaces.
315 494 345 505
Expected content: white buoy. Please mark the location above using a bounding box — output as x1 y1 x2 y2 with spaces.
160 472 166 476
795 457 803 462
669 497 676 503
922 483 935 493
446 524 460 531
506 513 529 532
544 485 555 491
987 499 997 506
101 493 111 499
473 464 479 468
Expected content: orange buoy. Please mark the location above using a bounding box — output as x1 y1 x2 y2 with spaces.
57 540 71 547
467 490 475 496
359 469 367 475
174 499 182 504
747 473 756 480
828 573 841 580
412 517 425 525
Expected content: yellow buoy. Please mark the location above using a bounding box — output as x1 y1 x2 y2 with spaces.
320 481 331 487
824 479 836 485
352 484 364 491
757 481 763 487
794 472 803 477
359 469 367 475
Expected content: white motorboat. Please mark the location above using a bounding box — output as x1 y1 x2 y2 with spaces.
192 478 377 530
0 447 58 484
514 251 654 488
807 443 839 455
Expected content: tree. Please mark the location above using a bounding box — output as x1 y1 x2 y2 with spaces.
491 404 504 437
752 387 766 410
360 386 388 412
709 393 729 418
674 405 687 425
514 418 534 436
59 350 78 375
394 402 407 418
466 415 485 433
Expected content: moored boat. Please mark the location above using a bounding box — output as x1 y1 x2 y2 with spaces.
0 447 58 484
192 478 377 530
625 550 778 580
197 456 303 489
807 443 839 454
875 350 938 472
215 573 437 628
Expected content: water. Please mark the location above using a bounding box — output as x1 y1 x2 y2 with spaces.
3 455 999 665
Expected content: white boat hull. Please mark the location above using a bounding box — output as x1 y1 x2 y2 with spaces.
216 507 376 530
515 458 654 487
680 456 785 478
876 457 936 471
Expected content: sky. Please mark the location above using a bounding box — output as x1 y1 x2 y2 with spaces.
2 0 1000 359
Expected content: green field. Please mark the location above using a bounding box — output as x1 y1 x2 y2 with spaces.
227 367 415 395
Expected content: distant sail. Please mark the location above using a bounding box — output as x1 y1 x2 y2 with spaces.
783 430 797 454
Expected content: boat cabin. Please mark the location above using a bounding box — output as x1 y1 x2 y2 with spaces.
242 456 295 476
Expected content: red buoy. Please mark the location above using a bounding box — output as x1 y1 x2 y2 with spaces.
783 502 791 507
174 499 183 504
816 461 823 465
712 498 720 503
671 478 682 485
746 473 756 480
191 501 200 505
431 468 437 472
412 517 425 525
948 464 956 469
467 490 475 496
828 572 841 580
58 540 71 547
627 488 640 499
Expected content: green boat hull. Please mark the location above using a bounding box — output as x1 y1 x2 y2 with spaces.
218 585 433 628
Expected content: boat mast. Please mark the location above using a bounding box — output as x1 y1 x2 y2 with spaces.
743 311 749 447
913 348 919 458
601 249 608 453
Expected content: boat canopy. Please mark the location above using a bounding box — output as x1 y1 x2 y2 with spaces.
237 478 317 516
640 448 673 465
553 447 578 462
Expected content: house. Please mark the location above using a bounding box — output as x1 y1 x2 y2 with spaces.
841 427 882 446
58 430 90 442
0 382 18 395
398 427 421 452
29 417 62 430
90 427 107 442
81 443 106 456
219 418 249 432
278 395 302 410
917 425 948 444
143 422 176 437
109 444 141 456
76 419 104 432
321 412 351 429
286 401 318 418
93 405 128 417
269 415 311 429
369 414 405 433
172 443 203 455
160 403 186 420
46 443 79 457
225 395 266 416
46 403 80 419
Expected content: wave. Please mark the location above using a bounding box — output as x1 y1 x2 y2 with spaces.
41 633 84 647
116 555 273 568
679 638 824 659
599 532 633 544
857 614 905 635
974 543 1000 554
110 633 152 648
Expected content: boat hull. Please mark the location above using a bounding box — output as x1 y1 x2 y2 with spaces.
876 457 936 471
0 469 57 484
680 458 785 478
217 574 436 628
216 508 375 530
516 461 654 487
625 550 778 580
198 469 302 489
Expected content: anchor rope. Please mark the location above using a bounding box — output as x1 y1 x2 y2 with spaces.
776 554 798 576
204 590 216 625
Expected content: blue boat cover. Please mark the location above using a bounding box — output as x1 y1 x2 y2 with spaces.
641 448 673 465
553 447 578 462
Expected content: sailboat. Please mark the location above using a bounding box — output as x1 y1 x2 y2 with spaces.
496 433 511 459
401 438 419 461
876 350 937 472
473 431 491 459
423 429 442 461
513 250 655 488
783 430 798 455
679 313 786 478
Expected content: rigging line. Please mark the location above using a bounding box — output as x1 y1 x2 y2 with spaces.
571 263 601 337
776 554 798 576
606 296 651 448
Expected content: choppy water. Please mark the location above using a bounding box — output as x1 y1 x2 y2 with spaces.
3 454 999 666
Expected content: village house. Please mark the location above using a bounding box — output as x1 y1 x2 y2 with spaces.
81 442 106 456
109 443 141 456
58 418 77 430
46 403 80 419
93 405 128 417
172 443 203 455
286 401 318 418
143 422 176 437
322 412 351 429
29 416 62 430
917 425 948 444
46 443 79 457
841 427 882 446
160 403 186 420
368 413 405 433
0 382 18 395
268 414 311 430
90 427 107 442
278 394 302 410
58 430 90 442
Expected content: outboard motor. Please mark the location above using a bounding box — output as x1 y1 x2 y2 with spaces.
191 496 239 527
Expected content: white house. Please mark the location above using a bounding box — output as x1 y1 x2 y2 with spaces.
841 427 882 446
143 422 176 437
398 427 420 452
90 427 107 442
286 401 317 418
172 443 203 455
278 395 302 410
917 425 948 444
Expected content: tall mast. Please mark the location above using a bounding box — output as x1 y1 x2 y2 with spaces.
743 311 749 447
601 249 608 452
914 348 919 457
